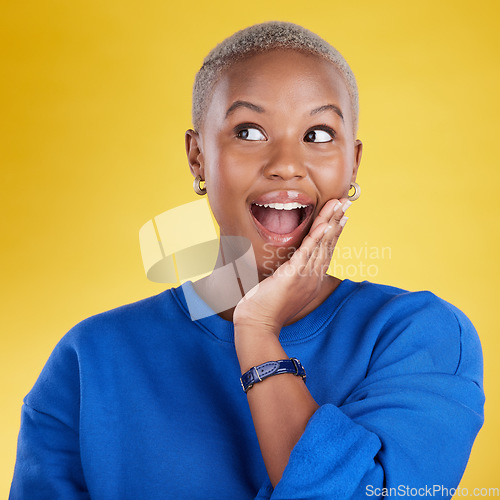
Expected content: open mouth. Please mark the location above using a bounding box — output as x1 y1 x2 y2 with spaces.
249 201 314 245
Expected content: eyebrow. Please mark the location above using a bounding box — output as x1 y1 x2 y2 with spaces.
225 100 265 118
224 100 344 122
310 104 344 121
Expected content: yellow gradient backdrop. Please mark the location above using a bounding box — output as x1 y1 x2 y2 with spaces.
1 0 499 495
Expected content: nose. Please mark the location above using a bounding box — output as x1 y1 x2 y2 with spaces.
262 140 307 181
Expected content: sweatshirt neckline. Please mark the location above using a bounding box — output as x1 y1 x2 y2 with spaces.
170 278 362 344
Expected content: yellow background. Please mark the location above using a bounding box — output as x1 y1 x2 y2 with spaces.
1 0 499 495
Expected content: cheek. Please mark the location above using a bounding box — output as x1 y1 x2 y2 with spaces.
205 167 251 232
206 164 247 209
205 146 256 200
308 149 353 195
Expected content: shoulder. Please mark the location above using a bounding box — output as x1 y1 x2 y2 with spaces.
54 287 183 353
351 279 475 330
347 280 483 384
341 279 467 340
25 287 185 408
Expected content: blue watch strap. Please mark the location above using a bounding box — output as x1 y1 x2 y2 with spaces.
240 358 306 393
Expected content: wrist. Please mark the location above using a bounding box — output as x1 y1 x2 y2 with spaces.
240 358 306 393
234 324 281 350
233 324 286 373
233 318 281 337
234 322 277 336
234 323 281 354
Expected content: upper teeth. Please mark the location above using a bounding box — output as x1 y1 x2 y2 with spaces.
253 202 308 210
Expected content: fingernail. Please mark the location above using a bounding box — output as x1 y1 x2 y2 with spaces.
339 216 348 227
333 200 343 211
323 224 333 234
342 200 352 212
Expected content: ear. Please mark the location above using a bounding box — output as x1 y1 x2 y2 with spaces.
185 129 204 179
351 139 363 183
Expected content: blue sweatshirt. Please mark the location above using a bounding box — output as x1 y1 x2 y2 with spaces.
10 279 484 499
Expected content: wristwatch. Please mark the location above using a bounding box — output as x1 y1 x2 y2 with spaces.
240 358 306 393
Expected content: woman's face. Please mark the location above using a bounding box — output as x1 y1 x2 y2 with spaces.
186 49 362 278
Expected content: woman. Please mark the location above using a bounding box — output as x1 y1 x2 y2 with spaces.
10 21 484 499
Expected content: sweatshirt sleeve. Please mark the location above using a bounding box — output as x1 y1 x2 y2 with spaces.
9 326 90 499
256 292 485 500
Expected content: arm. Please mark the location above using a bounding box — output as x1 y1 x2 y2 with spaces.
9 330 90 499
234 327 319 488
252 294 484 500
234 198 349 487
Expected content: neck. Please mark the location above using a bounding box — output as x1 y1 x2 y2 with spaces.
191 237 342 325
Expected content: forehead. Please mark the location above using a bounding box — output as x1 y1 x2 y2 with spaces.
206 49 352 123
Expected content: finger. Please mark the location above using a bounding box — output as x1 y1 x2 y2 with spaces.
298 219 331 261
304 230 338 281
303 199 346 255
315 198 350 251
303 242 325 279
315 227 342 276
310 197 352 235
297 197 352 264
326 198 351 226
322 200 350 252
287 248 307 276
309 199 342 232
311 199 352 275
289 237 320 271
295 216 344 284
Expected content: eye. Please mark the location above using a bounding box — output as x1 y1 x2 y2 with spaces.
236 126 266 141
304 127 335 143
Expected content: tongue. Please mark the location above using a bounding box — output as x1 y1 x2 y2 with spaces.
252 205 301 234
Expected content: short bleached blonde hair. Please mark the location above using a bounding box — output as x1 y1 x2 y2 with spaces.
192 21 359 135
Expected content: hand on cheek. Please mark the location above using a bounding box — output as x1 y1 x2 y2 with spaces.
296 197 350 278
233 197 351 335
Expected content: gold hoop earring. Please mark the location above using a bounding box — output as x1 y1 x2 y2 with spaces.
193 175 207 196
348 182 360 201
